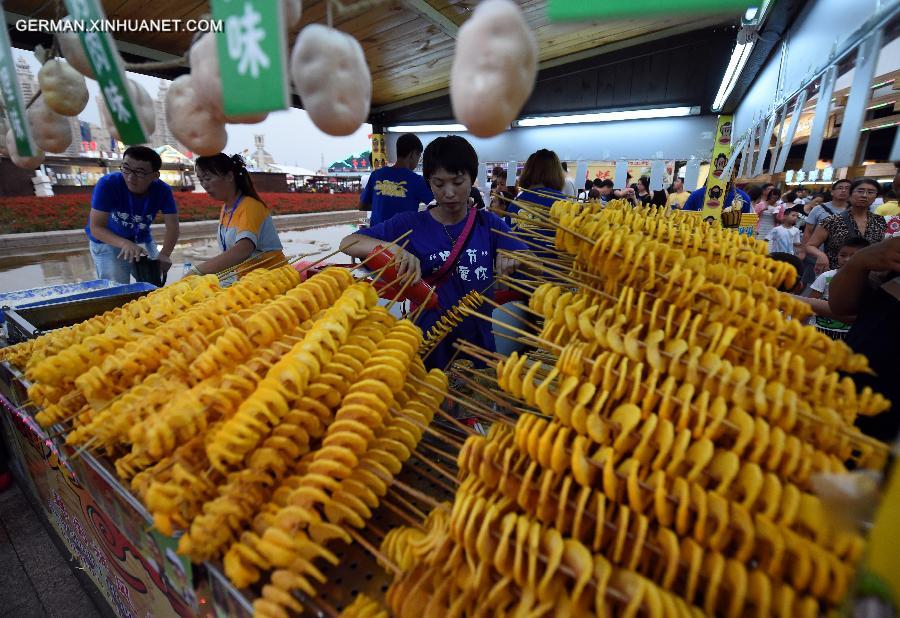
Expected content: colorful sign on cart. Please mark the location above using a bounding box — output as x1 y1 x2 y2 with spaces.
0 10 37 157
1 397 196 618
63 0 148 144
211 0 290 116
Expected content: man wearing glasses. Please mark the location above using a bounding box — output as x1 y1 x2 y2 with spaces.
85 146 180 283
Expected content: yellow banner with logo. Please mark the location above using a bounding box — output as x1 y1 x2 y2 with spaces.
371 134 387 170
700 115 734 224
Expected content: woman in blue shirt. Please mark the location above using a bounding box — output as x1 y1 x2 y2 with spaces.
494 149 569 354
340 136 528 369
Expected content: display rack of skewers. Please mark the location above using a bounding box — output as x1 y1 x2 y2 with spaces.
1 194 895 617
336 197 894 616
0 243 473 618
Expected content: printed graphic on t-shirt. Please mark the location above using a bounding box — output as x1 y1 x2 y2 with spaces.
813 272 850 331
427 249 491 281
375 180 408 198
110 211 151 233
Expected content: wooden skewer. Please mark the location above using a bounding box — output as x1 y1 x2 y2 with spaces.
347 527 402 576
389 406 465 450
294 239 361 276
369 238 412 286
449 369 527 422
406 375 487 434
490 328 539 350
304 595 339 618
386 483 433 519
66 436 98 462
409 449 459 491
388 477 442 511
482 295 540 332
380 497 427 532
365 520 387 541
355 229 414 271
386 273 416 311
417 440 460 467
452 364 553 422
411 285 437 324
491 227 563 255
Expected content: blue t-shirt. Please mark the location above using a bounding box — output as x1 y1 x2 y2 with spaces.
359 208 527 370
683 187 752 213
362 167 433 226
85 173 178 244
505 186 567 281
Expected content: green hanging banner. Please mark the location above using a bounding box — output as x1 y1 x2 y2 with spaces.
0 11 37 157
210 0 290 116
63 0 148 144
548 0 754 22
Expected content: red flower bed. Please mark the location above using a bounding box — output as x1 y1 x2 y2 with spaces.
0 192 359 234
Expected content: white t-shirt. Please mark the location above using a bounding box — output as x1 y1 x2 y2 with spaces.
809 269 851 333
562 177 577 197
766 225 801 254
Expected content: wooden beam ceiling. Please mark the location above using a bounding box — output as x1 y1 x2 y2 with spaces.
4 0 733 107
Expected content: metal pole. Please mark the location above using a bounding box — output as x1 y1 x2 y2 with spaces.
801 65 838 171
832 30 884 168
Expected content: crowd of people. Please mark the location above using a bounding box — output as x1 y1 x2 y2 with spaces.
77 135 900 444
348 138 900 442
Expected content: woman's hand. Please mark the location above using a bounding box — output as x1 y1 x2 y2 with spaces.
814 252 830 275
394 248 422 284
495 253 519 277
158 253 173 273
118 240 146 262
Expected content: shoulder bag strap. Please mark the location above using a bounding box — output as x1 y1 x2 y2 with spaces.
425 206 478 287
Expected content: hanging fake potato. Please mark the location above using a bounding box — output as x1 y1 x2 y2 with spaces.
6 128 46 170
38 59 89 117
56 18 95 79
98 78 156 141
166 75 228 156
450 0 537 137
285 0 303 28
28 96 72 153
290 24 371 136
188 34 268 125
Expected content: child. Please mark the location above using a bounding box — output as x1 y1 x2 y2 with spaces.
766 210 803 256
806 237 870 339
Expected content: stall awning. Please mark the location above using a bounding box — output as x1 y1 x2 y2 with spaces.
5 0 735 115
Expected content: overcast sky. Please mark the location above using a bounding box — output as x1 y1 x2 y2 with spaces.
15 48 373 170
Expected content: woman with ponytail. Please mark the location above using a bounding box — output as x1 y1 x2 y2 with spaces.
189 153 284 275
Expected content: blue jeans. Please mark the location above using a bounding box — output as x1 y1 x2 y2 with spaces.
89 239 159 284
492 302 532 356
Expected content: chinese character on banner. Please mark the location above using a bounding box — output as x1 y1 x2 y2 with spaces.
103 83 132 123
212 0 288 116
226 3 270 78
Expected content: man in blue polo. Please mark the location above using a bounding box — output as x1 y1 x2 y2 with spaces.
359 133 433 226
86 146 180 283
